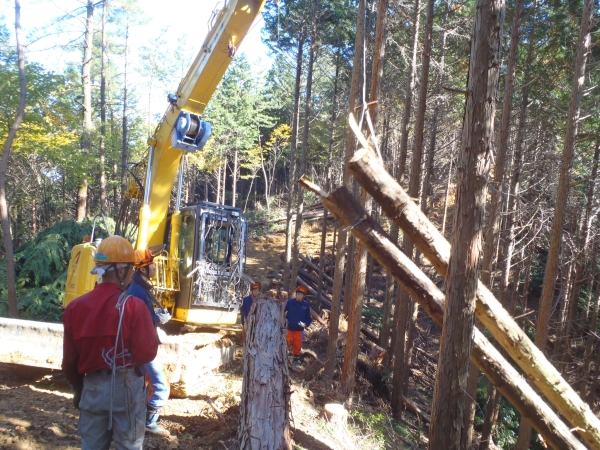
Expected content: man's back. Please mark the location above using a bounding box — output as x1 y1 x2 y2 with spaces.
62 283 159 387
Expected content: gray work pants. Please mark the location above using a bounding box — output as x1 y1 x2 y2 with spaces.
78 369 146 450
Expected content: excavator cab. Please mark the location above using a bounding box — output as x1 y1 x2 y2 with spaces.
163 202 248 325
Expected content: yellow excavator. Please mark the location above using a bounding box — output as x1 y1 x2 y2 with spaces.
0 0 266 381
64 0 267 326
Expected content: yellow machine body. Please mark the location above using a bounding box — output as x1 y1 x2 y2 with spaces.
63 242 97 307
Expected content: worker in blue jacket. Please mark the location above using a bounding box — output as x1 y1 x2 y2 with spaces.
241 282 261 340
127 248 171 437
285 285 312 369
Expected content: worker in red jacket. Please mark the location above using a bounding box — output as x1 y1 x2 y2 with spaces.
285 285 312 370
62 235 159 450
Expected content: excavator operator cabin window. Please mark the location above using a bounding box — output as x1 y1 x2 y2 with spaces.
204 217 232 266
179 214 196 277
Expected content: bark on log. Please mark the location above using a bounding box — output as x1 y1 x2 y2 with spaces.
298 177 586 450
402 396 431 424
238 298 292 450
299 254 336 286
310 308 327 326
347 148 600 449
298 267 334 294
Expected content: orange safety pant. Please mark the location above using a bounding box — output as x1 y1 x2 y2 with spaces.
286 330 303 356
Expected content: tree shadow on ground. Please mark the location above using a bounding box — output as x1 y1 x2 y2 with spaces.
291 427 336 450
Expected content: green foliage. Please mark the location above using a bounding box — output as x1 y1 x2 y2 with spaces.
203 54 275 171
363 306 383 331
475 376 546 450
349 409 390 447
0 219 113 321
244 203 288 238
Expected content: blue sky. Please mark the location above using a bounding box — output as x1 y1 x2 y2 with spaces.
1 0 272 117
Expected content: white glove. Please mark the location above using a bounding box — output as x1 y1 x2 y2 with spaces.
157 311 171 324
298 321 306 328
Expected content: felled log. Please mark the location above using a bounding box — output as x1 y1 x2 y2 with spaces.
298 267 334 294
402 396 431 424
297 276 333 308
360 327 379 344
238 298 292 450
310 308 327 326
299 253 336 286
348 148 600 449
298 178 586 450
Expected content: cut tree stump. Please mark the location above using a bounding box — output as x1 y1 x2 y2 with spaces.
323 403 348 429
238 298 291 450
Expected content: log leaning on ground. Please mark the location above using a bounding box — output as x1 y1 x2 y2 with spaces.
348 148 600 449
238 298 292 450
298 178 586 450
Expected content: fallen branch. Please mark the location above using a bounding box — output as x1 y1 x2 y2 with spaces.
348 148 600 449
298 177 585 450
207 398 227 425
310 308 327 326
360 327 379 344
415 347 438 362
402 396 431 424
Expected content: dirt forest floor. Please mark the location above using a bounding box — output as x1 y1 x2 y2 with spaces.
0 222 434 450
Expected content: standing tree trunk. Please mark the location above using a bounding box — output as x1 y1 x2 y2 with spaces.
580 283 600 398
516 0 594 445
78 0 94 222
380 117 396 355
387 0 421 384
562 141 600 364
290 2 317 295
220 157 228 204
428 0 504 445
232 150 238 207
481 42 533 450
477 1 523 446
99 0 108 214
341 0 387 400
316 53 341 313
421 3 449 215
396 0 434 414
397 0 421 185
260 141 270 211
324 0 365 379
121 19 129 204
283 35 306 292
441 147 455 235
238 297 291 450
1 0 26 318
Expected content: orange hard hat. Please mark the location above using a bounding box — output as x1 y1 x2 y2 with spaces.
296 285 308 295
251 283 261 290
94 236 136 264
134 248 154 268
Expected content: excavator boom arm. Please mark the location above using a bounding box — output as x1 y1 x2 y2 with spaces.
139 0 266 249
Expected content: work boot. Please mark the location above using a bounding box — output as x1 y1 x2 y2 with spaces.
291 356 301 371
146 412 170 437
